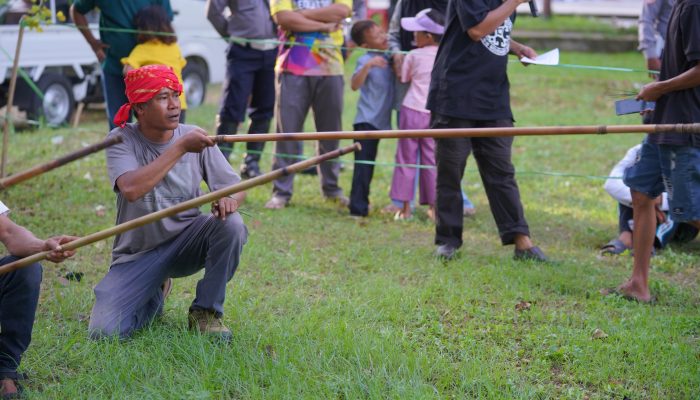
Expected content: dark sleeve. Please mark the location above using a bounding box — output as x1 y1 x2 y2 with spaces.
454 0 492 32
387 0 402 52
206 0 230 37
72 0 96 15
159 0 174 20
682 4 700 62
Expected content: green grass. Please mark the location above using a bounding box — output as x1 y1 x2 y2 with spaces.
1 51 698 399
515 15 637 36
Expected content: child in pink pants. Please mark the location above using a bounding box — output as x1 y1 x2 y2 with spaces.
390 8 444 220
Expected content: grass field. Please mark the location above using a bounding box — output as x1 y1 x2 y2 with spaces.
1 50 698 399
515 15 637 35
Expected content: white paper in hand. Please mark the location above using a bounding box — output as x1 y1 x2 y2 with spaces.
520 48 559 65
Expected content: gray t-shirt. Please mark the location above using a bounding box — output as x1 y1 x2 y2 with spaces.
106 123 241 265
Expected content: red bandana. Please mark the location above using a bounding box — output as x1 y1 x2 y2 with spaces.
113 65 183 128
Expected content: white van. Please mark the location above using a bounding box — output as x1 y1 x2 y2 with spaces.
0 0 227 126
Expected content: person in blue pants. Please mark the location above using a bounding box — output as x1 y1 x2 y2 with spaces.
0 200 77 398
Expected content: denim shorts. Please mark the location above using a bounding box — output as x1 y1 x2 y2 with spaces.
623 140 700 222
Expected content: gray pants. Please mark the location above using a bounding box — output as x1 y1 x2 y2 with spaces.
88 214 247 339
271 73 344 201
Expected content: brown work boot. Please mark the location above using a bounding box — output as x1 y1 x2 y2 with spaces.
188 309 232 342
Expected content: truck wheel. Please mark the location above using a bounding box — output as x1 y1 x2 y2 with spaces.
182 62 207 108
29 73 75 126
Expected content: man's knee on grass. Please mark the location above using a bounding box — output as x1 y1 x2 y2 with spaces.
88 284 158 340
88 316 135 340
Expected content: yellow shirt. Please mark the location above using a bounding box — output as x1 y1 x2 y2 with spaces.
270 0 351 76
121 41 188 109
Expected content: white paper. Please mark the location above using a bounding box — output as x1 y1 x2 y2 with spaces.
520 48 559 65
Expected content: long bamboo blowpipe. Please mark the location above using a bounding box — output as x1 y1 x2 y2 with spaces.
214 123 700 143
4 123 695 191
0 142 360 275
0 135 123 191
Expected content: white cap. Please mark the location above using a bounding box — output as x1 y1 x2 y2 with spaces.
400 8 444 35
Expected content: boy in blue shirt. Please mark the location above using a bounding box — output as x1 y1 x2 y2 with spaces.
348 20 395 217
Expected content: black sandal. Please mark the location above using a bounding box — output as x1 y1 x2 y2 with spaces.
513 246 549 262
600 239 630 256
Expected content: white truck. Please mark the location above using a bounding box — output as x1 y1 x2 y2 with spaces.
0 0 227 126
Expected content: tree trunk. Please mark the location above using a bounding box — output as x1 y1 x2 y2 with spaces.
543 0 552 19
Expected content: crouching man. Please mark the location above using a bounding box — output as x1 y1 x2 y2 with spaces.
88 65 247 341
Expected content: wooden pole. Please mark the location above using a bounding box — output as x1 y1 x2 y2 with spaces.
543 0 552 19
5 123 695 189
0 143 360 274
1 18 26 178
214 123 700 143
0 135 123 190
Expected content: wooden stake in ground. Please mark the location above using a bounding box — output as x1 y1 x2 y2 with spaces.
71 102 86 128
0 135 123 190
0 142 360 274
1 18 26 178
214 123 700 143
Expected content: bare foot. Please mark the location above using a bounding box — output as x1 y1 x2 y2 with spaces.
617 280 652 302
604 280 653 303
381 204 401 215
401 202 411 218
0 378 18 397
394 210 412 221
426 206 436 222
264 196 287 209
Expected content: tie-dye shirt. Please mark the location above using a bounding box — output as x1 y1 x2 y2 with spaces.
270 0 351 76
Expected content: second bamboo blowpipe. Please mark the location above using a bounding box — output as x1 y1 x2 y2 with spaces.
0 142 360 275
0 135 123 191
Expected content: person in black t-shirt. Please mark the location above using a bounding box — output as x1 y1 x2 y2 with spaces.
613 0 700 303
426 0 547 261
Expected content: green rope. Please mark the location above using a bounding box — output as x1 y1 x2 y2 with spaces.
69 24 653 75
235 148 434 169
50 22 637 181
228 148 623 180
556 63 645 73
522 61 650 74
516 171 622 180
